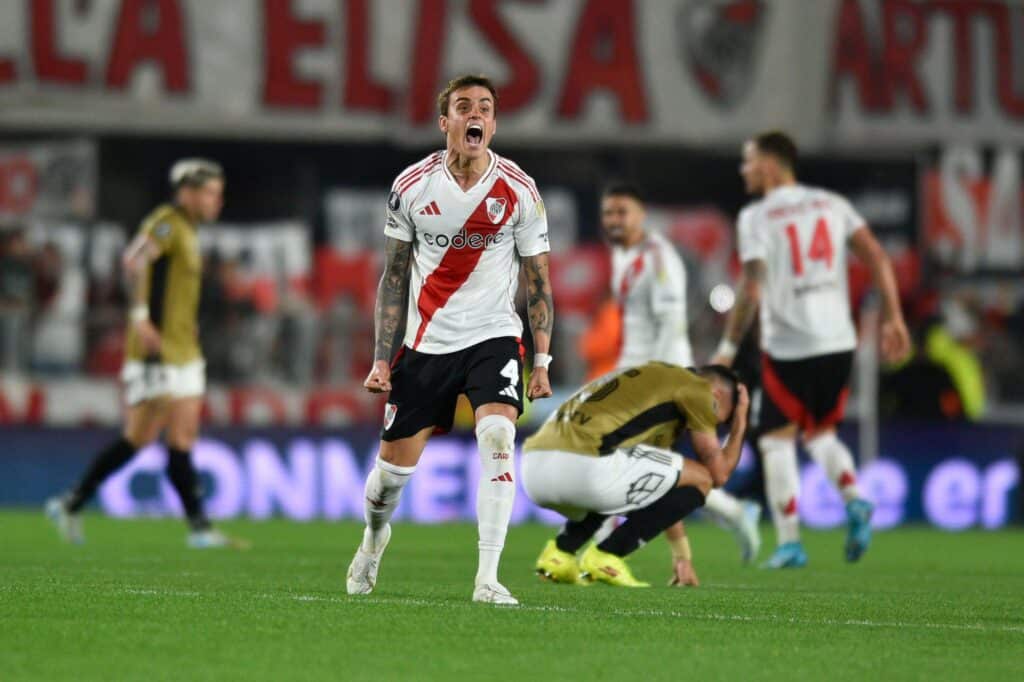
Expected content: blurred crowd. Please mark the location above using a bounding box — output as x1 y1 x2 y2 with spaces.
3 222 1024 423
0 225 346 387
880 288 1024 418
1 229 84 375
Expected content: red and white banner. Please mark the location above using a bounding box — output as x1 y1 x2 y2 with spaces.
831 0 1024 148
2 1 1018 147
921 146 1024 274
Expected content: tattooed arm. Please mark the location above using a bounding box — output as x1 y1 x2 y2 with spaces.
522 253 554 399
122 228 167 357
711 259 765 367
523 253 553 354
364 237 413 393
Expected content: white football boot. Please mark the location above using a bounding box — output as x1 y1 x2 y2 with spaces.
734 500 763 565
187 529 230 549
45 496 84 544
346 524 392 595
472 582 519 606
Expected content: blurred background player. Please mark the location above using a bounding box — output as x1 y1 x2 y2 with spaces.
346 75 554 605
712 131 911 568
525 363 748 587
598 182 761 564
603 183 694 370
46 159 239 549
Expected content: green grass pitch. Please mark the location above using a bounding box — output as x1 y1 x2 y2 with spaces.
2 511 1022 681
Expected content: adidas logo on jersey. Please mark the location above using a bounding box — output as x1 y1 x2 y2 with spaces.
491 472 513 483
499 385 519 400
417 201 441 216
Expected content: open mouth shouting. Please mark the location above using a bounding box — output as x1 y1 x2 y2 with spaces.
466 122 485 150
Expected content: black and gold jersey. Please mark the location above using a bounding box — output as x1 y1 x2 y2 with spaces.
124 204 202 365
524 362 718 456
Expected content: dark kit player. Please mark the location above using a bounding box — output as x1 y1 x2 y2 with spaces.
47 160 242 549
525 363 749 587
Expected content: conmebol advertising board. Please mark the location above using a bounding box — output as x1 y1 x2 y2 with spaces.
1 425 1019 530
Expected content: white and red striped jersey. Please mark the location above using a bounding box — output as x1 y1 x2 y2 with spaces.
737 184 866 360
611 231 693 369
384 150 550 355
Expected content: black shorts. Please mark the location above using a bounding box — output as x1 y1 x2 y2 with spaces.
759 351 853 433
381 336 525 441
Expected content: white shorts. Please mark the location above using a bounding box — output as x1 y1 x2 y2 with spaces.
121 360 206 406
521 444 684 519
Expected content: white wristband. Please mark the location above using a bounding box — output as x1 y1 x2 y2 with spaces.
130 305 150 323
534 353 553 370
714 339 737 361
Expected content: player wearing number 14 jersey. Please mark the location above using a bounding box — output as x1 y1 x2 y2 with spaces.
712 132 910 568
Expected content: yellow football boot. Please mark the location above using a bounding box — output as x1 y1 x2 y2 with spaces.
535 539 581 584
580 544 650 588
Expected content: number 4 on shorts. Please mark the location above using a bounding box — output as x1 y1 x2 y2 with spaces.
499 359 519 401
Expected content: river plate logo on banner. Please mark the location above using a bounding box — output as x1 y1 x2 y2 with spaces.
679 0 767 110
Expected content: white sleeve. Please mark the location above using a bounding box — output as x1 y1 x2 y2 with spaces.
649 245 689 364
650 244 687 316
383 186 415 243
736 206 765 262
514 187 550 257
836 195 867 238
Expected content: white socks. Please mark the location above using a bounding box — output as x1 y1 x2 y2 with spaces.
361 414 517 588
758 432 862 548
703 488 745 527
474 414 517 586
760 435 801 545
361 457 415 553
805 432 861 503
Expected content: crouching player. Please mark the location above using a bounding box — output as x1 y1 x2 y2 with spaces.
522 363 748 586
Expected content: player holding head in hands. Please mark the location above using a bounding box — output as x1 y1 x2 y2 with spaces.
712 131 911 568
348 75 554 605
599 183 761 565
524 363 749 588
47 159 241 549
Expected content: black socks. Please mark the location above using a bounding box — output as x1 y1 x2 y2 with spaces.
555 512 607 554
166 448 210 531
598 486 707 557
66 438 210 531
66 437 137 512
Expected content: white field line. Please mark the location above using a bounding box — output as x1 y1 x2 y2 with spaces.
122 588 202 597
99 587 1024 635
